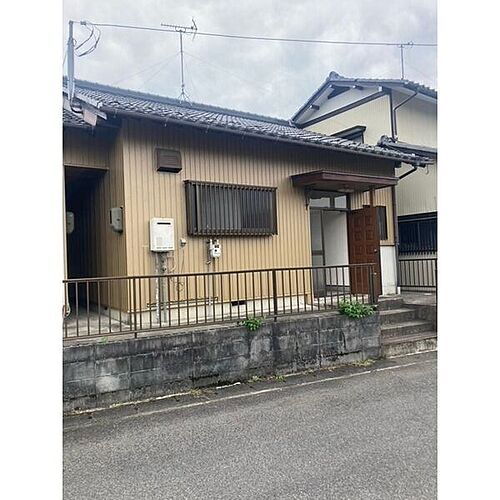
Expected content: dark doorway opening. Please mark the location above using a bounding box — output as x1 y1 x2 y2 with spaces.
65 166 106 280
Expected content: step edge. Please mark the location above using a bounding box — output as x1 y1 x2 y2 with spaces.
381 332 438 345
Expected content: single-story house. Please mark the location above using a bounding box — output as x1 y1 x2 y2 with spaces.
63 80 430 335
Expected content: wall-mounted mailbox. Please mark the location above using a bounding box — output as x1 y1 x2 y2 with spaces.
110 207 123 233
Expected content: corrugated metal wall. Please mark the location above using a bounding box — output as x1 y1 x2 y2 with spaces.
64 127 128 309
63 127 110 169
64 118 396 311
120 118 395 279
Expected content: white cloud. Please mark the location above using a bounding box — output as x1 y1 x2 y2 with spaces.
63 0 436 118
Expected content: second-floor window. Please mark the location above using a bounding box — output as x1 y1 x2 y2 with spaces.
185 180 278 236
332 125 366 143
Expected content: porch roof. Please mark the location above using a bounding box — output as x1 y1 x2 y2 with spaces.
290 170 398 193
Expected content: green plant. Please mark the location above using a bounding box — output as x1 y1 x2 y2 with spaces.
338 300 374 319
352 358 375 367
275 374 286 382
241 317 263 331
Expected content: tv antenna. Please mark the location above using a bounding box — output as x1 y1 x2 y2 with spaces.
161 19 198 100
398 42 414 80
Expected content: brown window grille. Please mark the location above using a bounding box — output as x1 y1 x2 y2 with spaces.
185 180 277 236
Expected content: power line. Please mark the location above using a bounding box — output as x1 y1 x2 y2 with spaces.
83 21 437 48
111 51 180 86
141 52 180 88
184 51 274 95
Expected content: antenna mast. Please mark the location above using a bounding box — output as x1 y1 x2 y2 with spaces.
398 41 414 80
67 21 75 102
161 19 198 100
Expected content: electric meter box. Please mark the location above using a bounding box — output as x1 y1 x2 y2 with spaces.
66 211 75 235
208 238 221 259
109 207 124 233
150 218 175 252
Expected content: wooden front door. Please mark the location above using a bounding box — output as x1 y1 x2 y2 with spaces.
347 206 382 296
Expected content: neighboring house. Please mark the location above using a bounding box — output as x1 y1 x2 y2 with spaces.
62 80 429 326
292 72 437 273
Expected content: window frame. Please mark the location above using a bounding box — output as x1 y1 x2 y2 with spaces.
398 212 437 254
376 206 388 241
185 180 278 236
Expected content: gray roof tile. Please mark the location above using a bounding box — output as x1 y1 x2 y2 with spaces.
63 80 431 165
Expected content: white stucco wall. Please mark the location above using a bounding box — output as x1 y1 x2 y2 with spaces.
323 211 350 285
380 246 398 295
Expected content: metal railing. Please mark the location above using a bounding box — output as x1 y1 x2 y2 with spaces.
398 257 437 290
62 263 378 341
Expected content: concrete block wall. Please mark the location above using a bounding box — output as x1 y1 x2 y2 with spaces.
63 311 381 412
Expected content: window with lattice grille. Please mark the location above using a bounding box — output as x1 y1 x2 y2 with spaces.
185 181 277 236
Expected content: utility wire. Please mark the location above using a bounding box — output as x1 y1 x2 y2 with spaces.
184 51 274 95
83 21 437 47
141 52 180 87
112 51 181 85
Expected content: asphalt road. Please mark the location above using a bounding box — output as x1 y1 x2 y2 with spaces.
64 351 437 500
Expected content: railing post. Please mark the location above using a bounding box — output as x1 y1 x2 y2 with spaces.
132 278 138 338
272 269 278 321
434 258 438 302
368 266 373 305
369 267 378 305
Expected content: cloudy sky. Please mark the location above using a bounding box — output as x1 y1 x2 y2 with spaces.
63 0 436 118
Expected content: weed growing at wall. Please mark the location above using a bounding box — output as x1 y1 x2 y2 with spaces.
338 300 374 319
240 317 263 331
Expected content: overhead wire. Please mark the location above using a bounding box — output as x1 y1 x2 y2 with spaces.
75 22 101 57
112 51 181 86
184 51 274 95
140 51 180 87
84 22 437 48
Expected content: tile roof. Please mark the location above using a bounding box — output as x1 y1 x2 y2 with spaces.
328 71 437 99
378 135 437 158
63 80 431 165
63 108 92 129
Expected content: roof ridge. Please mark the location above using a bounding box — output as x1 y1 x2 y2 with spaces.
327 73 437 94
67 78 290 125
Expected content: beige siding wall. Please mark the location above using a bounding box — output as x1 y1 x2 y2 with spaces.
393 92 437 216
306 94 392 145
396 162 437 216
63 127 110 169
120 118 395 279
393 92 437 147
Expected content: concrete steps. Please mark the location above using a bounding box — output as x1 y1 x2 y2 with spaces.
381 333 437 357
381 319 435 339
377 297 437 357
379 308 418 325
